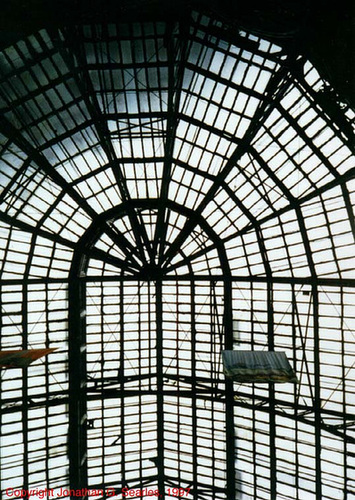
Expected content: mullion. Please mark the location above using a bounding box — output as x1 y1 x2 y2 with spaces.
210 284 216 490
312 285 322 499
257 225 272 278
340 184 355 245
100 283 105 485
155 278 165 495
239 233 256 279
148 282 153 389
138 283 143 485
341 287 348 498
190 280 198 497
152 22 165 120
267 282 277 499
294 294 316 406
44 231 62 280
251 283 257 497
44 285 51 487
116 32 132 127
120 280 126 490
0 284 2 489
125 25 138 164
295 205 316 278
130 26 146 159
21 280 29 491
276 213 295 278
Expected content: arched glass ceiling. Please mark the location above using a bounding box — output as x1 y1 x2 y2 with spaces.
0 10 354 500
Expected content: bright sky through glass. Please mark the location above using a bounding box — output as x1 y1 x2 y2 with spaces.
0 10 354 500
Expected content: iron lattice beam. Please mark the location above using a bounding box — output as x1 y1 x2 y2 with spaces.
0 113 142 270
161 63 294 270
165 163 355 275
152 18 191 265
0 210 137 273
51 25 153 265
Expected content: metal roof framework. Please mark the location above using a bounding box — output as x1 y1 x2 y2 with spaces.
0 8 354 500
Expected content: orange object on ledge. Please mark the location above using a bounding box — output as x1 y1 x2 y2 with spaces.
0 348 57 368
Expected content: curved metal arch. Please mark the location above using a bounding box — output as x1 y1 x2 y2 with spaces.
69 198 232 277
67 198 235 498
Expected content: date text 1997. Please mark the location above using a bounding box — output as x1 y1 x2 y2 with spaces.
167 488 190 496
121 487 190 497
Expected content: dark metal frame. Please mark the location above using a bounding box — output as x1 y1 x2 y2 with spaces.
0 8 354 500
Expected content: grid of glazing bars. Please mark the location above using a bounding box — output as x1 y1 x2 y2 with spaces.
0 282 69 495
0 6 354 500
83 280 228 498
232 281 355 499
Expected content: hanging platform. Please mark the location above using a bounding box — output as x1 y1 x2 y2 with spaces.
222 350 297 383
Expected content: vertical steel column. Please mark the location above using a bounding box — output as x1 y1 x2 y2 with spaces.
190 280 198 496
251 283 257 498
267 283 277 500
120 280 126 490
155 278 165 496
0 284 2 489
292 286 300 500
312 285 322 499
22 282 29 493
45 285 50 487
68 273 88 496
224 276 236 500
341 287 348 498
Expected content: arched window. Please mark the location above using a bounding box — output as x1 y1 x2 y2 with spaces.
68 203 236 497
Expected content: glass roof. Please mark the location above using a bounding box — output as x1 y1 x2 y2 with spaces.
0 10 354 500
